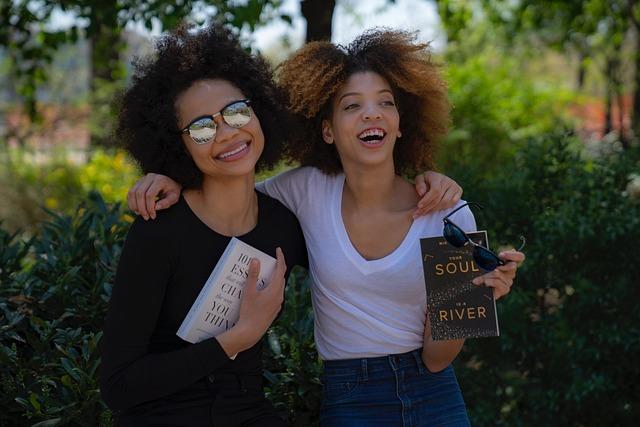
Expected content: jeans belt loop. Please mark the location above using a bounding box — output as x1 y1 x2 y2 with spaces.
412 349 426 375
361 358 368 382
388 354 397 371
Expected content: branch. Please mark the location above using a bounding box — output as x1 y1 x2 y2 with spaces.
628 0 639 29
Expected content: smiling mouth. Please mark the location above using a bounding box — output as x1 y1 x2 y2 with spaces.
357 128 386 145
216 142 250 161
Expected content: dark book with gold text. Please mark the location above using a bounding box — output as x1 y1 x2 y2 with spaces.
420 231 499 340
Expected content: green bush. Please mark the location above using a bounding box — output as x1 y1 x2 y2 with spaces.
0 192 127 426
0 147 139 233
439 50 576 179
263 268 322 426
1 135 638 426
451 134 640 426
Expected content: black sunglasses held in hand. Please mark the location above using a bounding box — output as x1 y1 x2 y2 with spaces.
180 99 252 145
443 202 525 271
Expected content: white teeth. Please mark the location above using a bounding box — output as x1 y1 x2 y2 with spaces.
218 143 248 159
358 129 385 139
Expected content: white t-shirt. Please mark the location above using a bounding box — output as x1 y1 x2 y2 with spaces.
257 167 476 360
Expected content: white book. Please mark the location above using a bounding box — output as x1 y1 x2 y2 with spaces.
176 237 277 344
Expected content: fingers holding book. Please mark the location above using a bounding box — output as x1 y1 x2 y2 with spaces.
471 250 525 300
236 248 287 343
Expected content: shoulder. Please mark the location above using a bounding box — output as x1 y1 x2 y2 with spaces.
257 166 338 212
256 191 308 267
257 191 299 223
125 198 187 243
263 165 326 187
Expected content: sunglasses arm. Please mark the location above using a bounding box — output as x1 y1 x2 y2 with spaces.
443 202 484 221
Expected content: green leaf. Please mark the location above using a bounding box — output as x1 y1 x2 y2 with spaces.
32 418 63 427
29 393 41 412
60 358 80 382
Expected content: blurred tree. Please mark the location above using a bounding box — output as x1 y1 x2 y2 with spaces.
469 0 639 147
435 0 473 46
0 0 283 147
301 0 336 42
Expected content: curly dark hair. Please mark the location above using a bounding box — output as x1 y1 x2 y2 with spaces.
277 29 449 176
116 23 289 188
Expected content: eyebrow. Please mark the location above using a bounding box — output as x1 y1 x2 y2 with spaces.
338 89 394 102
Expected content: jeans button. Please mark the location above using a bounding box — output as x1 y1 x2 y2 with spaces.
207 374 215 383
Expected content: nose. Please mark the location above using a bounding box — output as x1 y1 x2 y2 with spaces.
213 117 240 144
362 104 382 121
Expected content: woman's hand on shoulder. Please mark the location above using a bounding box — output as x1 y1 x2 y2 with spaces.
472 250 526 300
413 171 463 218
127 173 182 220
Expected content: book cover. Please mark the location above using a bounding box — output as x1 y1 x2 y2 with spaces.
176 237 277 344
420 231 499 340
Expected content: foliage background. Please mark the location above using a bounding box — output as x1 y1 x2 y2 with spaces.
1 1 639 426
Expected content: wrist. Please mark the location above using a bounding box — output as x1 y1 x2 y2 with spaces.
217 324 255 356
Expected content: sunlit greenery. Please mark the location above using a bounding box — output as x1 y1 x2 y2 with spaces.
1 1 639 426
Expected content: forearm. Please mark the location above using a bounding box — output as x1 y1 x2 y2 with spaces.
216 323 256 357
421 335 465 373
100 336 231 410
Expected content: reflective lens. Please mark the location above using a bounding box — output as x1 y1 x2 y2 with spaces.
443 222 468 247
188 118 216 144
222 101 252 128
184 100 252 145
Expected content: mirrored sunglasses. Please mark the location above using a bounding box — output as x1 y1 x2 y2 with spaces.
180 99 252 145
443 202 526 271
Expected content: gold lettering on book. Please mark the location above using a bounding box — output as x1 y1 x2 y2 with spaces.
435 260 480 275
438 306 487 321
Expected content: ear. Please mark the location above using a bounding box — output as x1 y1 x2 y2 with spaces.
322 119 334 145
397 129 402 138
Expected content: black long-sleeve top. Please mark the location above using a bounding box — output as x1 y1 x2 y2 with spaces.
100 191 307 415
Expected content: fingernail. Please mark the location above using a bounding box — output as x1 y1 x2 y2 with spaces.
472 278 480 285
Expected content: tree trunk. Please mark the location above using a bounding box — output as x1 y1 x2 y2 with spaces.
301 0 336 42
88 5 123 148
604 56 614 136
577 51 586 90
633 24 640 144
618 93 629 148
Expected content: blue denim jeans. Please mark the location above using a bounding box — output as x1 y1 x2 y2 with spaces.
320 349 470 427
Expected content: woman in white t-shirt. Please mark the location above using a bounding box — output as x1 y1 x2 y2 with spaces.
127 30 524 426
264 30 524 426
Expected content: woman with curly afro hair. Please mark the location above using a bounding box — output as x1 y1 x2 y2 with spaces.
262 29 524 426
100 23 309 426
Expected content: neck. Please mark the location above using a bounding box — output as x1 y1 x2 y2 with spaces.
341 161 399 211
185 173 258 235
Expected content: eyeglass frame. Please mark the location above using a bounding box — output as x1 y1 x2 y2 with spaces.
179 99 252 145
443 202 526 270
